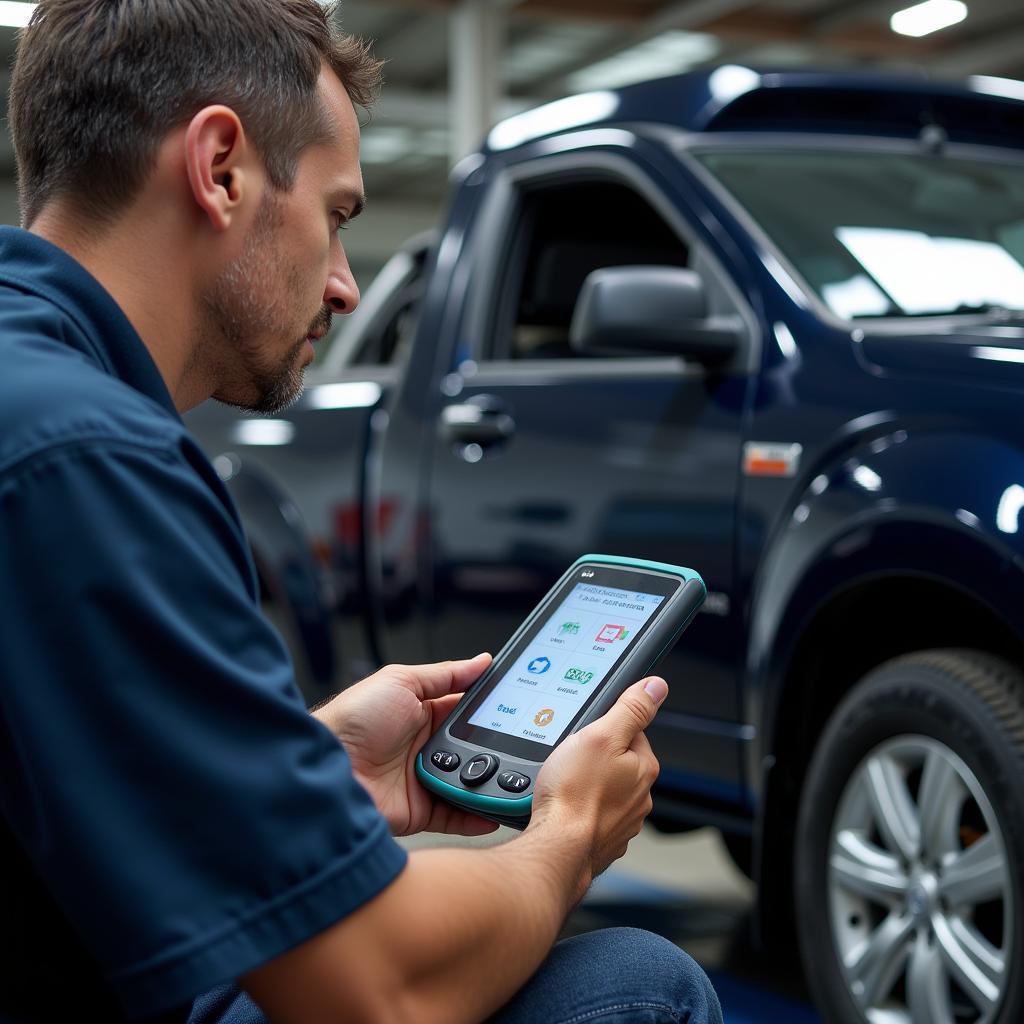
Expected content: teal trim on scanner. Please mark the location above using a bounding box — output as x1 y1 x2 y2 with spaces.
575 554 706 590
416 754 534 816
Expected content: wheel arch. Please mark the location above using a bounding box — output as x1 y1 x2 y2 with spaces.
752 542 1024 947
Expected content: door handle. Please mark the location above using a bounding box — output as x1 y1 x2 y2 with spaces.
439 402 516 446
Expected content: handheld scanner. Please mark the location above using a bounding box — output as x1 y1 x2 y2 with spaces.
415 555 706 829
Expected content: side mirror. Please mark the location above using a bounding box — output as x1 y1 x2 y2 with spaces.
569 265 742 364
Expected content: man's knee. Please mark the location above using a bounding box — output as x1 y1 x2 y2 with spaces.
492 927 722 1024
593 927 722 1022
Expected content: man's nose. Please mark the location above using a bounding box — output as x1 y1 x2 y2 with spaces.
325 249 360 315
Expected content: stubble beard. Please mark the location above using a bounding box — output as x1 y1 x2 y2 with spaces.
202 192 331 415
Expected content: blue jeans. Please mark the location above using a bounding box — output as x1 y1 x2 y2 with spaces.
189 927 722 1024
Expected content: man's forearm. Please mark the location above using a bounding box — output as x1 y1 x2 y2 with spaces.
390 826 591 1020
243 816 593 1024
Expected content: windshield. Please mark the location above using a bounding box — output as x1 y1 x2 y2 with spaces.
694 147 1024 320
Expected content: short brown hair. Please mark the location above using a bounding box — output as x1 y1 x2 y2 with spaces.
9 0 382 226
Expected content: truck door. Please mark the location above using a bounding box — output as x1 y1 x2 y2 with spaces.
424 149 758 802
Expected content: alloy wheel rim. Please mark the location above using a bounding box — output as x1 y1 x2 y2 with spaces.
827 735 1012 1024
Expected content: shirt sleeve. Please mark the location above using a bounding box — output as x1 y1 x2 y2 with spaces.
0 436 407 1019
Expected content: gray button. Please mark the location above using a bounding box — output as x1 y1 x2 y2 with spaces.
497 771 531 793
460 753 498 787
430 750 460 772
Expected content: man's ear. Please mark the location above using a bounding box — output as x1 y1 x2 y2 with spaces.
184 106 256 232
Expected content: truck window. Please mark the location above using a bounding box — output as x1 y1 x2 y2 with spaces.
315 240 432 374
494 180 690 360
696 147 1024 320
350 290 423 366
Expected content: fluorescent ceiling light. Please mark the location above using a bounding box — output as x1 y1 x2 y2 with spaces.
567 31 720 93
890 0 967 38
0 1 35 27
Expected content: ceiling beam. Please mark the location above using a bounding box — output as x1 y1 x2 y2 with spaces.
335 0 693 24
521 0 753 93
513 0 662 23
927 30 1024 77
705 6 952 56
372 88 531 129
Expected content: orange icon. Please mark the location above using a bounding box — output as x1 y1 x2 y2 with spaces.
534 708 555 727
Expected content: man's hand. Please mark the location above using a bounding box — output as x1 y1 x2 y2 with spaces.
313 653 498 837
250 674 671 1024
528 676 668 902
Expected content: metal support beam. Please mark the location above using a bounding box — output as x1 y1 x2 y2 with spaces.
449 0 504 163
928 30 1024 77
376 88 531 131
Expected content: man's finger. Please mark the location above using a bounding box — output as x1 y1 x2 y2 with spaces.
429 692 465 731
627 728 654 760
434 806 501 838
401 653 492 700
600 677 668 749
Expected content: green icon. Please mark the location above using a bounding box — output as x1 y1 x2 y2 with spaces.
564 666 595 685
559 621 581 636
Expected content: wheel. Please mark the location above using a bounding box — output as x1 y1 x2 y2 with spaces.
795 649 1024 1024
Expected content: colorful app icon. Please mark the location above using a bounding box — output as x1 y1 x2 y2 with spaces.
533 708 555 727
528 656 552 674
559 621 581 636
563 666 595 685
596 624 629 644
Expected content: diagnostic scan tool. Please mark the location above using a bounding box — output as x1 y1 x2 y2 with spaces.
416 555 706 828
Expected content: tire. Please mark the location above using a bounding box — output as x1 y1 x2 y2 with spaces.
722 831 754 880
795 649 1024 1024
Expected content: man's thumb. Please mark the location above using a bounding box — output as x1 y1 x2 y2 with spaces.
605 676 668 743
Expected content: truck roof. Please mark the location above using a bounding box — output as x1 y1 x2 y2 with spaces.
485 66 1024 154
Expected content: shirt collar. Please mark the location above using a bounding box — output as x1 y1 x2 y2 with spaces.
0 226 179 420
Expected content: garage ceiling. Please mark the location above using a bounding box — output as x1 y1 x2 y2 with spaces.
339 0 1024 202
0 1 1018 263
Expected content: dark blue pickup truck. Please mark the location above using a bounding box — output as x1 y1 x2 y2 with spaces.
188 68 1024 1024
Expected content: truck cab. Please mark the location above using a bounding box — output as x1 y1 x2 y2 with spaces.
188 68 1024 1024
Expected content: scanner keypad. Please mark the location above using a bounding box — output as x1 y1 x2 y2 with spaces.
430 750 460 772
497 771 531 793
460 753 499 787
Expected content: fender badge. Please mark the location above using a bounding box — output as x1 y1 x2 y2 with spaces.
743 442 802 478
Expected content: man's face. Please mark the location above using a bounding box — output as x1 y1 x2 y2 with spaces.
205 70 364 414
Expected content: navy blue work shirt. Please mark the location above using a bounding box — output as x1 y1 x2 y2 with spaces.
0 227 407 1022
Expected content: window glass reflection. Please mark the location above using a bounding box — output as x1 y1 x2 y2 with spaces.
697 148 1024 320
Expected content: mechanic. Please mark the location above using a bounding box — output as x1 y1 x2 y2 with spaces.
0 2 723 1023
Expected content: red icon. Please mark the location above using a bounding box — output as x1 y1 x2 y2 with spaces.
596 624 628 644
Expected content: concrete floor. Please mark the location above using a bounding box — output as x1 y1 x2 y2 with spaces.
399 825 822 1022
